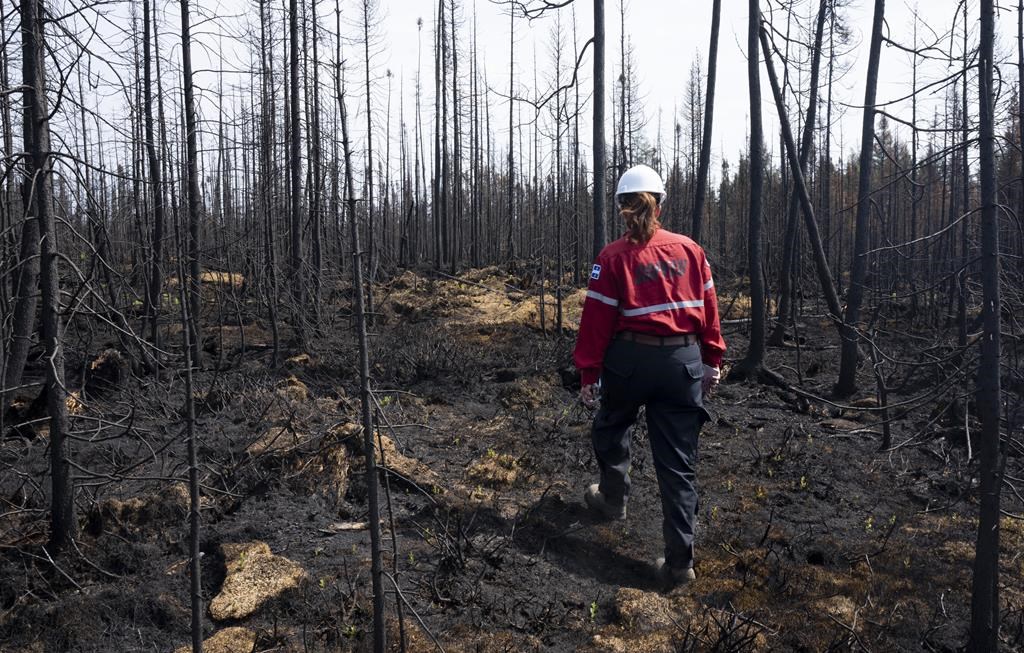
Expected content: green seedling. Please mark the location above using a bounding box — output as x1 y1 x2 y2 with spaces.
799 476 807 490
864 516 874 532
589 601 598 623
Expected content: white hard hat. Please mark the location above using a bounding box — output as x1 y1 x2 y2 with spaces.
615 164 666 206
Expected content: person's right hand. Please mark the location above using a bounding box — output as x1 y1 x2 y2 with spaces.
701 365 721 399
580 383 599 409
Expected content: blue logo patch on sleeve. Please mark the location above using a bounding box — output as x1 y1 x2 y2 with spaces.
591 264 602 280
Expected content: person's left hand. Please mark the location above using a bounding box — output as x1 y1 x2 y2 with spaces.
580 383 599 409
702 365 721 399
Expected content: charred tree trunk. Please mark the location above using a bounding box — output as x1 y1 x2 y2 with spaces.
691 0 720 241
22 0 73 552
335 11 385 646
592 0 607 258
1 8 44 412
180 0 203 367
362 0 377 322
767 0 827 346
968 1 1004 648
505 5 515 262
434 1 444 267
836 0 885 397
289 0 305 336
310 0 324 329
731 0 767 379
143 0 165 352
760 23 842 337
259 0 281 366
178 0 205 646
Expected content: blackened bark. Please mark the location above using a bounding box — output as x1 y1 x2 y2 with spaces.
506 5 515 261
362 0 377 321
22 0 73 552
691 0 720 241
732 0 766 378
335 15 385 645
836 0 885 397
968 1 1003 649
767 0 827 346
143 0 165 350
178 0 205 646
289 0 305 331
592 0 607 258
1 0 45 411
181 0 203 367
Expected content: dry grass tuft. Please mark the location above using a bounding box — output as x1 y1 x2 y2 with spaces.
275 375 310 403
341 426 443 495
467 450 519 487
174 627 256 653
208 541 306 621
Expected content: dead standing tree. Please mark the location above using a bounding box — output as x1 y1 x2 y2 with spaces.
336 3 385 649
968 0 1004 648
730 0 767 381
143 0 165 354
761 2 844 345
259 0 282 365
593 0 607 257
764 0 826 346
361 0 380 321
289 0 306 339
835 0 885 397
180 0 203 367
690 0 720 242
1 28 42 415
20 0 74 552
178 0 205 647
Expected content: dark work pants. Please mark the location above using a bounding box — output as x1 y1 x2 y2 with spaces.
591 338 708 571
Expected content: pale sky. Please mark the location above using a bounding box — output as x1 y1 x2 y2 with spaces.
64 0 1003 186
373 0 984 171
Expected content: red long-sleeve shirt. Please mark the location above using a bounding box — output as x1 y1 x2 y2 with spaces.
573 228 726 386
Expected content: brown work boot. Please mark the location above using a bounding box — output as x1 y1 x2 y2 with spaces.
655 558 696 589
583 483 626 520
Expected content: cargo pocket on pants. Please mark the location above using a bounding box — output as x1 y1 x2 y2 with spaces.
683 360 712 425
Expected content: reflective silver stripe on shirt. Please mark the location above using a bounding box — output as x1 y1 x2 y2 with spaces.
620 299 705 317
704 279 715 291
586 290 620 307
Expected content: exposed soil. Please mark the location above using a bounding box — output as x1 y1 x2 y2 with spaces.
1 268 1022 652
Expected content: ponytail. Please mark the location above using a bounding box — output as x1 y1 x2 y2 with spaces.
619 192 661 243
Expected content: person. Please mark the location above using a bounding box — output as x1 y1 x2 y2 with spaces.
573 164 725 588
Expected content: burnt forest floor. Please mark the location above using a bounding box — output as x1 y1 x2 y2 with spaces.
1 267 1023 652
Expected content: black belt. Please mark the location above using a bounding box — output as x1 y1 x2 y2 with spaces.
616 331 698 347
